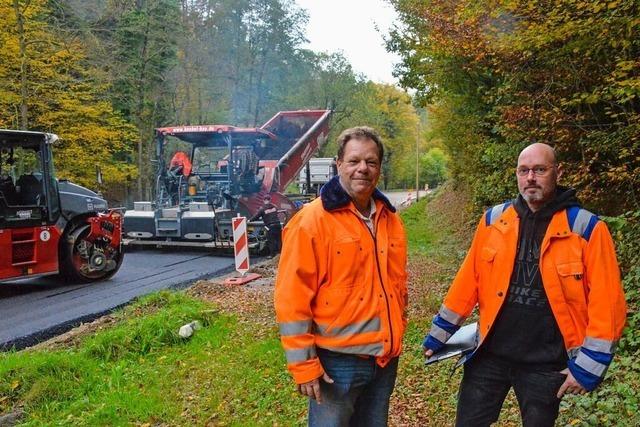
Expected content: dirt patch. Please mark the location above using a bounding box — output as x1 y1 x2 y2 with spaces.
29 314 120 352
187 257 279 328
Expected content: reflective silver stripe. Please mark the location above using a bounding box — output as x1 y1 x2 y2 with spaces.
572 209 595 237
322 342 385 356
575 351 608 377
430 324 453 343
567 347 580 359
439 305 465 326
489 203 506 225
279 320 312 336
285 346 317 363
315 318 381 337
583 337 616 354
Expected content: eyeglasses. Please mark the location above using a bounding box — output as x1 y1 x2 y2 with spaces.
516 166 554 177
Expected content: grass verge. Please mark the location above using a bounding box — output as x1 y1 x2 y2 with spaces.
1 291 302 426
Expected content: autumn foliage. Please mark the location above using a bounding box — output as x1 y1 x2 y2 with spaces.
390 0 640 214
0 0 137 194
390 1 640 421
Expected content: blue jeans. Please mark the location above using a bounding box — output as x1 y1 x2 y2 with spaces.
456 351 567 427
308 348 399 427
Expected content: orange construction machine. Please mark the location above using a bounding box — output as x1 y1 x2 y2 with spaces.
123 110 331 252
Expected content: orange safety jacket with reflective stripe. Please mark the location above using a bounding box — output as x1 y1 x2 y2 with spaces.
275 177 408 384
424 202 627 390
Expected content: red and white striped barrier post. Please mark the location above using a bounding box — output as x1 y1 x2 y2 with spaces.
224 215 261 285
232 216 250 275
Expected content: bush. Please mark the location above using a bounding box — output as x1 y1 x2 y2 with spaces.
558 211 640 425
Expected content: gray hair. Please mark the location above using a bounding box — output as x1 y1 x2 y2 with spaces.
336 126 384 163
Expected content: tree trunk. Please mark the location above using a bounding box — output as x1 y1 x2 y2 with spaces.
253 45 271 126
13 0 29 129
135 15 151 200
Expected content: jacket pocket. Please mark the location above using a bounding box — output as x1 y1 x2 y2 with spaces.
328 237 361 288
478 246 498 296
315 282 360 328
556 261 587 304
480 246 497 262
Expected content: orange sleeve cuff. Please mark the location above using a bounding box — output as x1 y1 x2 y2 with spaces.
289 357 324 385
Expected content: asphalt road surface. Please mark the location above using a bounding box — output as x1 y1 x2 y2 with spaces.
0 250 238 350
0 190 417 351
384 189 428 209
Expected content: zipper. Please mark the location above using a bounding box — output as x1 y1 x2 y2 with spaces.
355 207 394 355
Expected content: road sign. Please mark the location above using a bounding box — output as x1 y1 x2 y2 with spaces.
232 216 249 275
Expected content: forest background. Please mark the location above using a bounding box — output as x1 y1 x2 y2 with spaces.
0 0 445 203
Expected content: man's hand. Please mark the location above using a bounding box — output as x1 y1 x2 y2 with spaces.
296 372 334 403
557 368 587 398
424 348 434 358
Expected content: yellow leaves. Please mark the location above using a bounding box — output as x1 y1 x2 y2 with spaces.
615 60 637 73
584 94 600 104
11 380 20 391
0 0 137 189
607 1 621 10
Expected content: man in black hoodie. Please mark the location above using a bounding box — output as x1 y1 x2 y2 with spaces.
422 143 627 426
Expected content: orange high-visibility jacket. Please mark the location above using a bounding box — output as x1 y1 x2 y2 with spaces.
424 202 627 390
275 178 408 384
169 151 192 176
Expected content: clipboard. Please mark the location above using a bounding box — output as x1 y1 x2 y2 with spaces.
425 322 478 365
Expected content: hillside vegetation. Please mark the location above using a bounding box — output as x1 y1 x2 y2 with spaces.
388 3 640 422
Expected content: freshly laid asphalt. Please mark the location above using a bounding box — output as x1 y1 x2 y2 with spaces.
0 250 238 350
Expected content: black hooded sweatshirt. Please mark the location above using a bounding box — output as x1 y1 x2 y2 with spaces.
483 187 580 370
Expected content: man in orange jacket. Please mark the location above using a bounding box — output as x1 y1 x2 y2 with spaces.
423 143 627 426
169 151 192 176
275 127 408 426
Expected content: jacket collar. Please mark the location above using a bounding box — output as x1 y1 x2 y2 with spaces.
495 204 573 238
320 176 396 213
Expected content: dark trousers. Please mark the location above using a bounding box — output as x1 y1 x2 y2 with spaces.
308 348 399 427
266 223 281 255
456 351 566 427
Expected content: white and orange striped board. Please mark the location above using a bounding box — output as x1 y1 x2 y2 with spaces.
224 216 261 285
232 216 250 274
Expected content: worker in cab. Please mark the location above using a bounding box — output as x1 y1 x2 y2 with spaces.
169 151 192 177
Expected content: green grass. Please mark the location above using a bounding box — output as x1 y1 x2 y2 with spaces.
0 292 304 426
400 197 439 255
400 191 468 262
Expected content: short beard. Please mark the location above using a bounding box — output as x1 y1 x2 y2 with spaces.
522 192 543 204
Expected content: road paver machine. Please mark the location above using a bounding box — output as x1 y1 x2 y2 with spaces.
123 110 331 251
